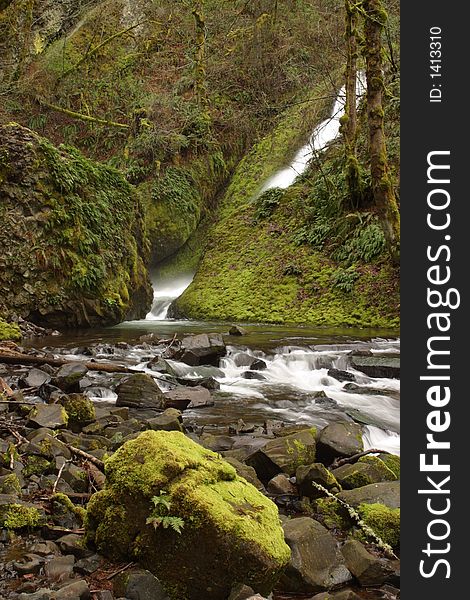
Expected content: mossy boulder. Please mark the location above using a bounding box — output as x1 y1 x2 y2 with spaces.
246 428 317 483
356 503 400 549
60 393 96 429
85 431 290 600
332 457 397 490
0 318 21 341
0 495 45 529
0 123 152 327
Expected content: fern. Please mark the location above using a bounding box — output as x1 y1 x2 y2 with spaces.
146 491 185 534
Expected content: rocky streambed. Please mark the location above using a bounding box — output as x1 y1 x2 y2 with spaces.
0 330 400 600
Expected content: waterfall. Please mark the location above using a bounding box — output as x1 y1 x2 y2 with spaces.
260 73 366 193
145 275 194 320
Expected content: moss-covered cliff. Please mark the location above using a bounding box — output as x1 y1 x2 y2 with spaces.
0 123 152 327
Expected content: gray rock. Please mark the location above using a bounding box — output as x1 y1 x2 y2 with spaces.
350 355 400 379
296 463 341 499
114 568 169 600
249 359 267 371
19 368 51 388
328 369 356 382
175 376 220 390
246 429 316 482
280 517 352 593
17 589 54 600
26 430 72 459
242 371 266 380
266 473 297 495
229 325 249 336
224 457 265 491
13 553 44 574
116 374 165 409
29 540 60 556
147 409 183 432
28 404 68 429
341 539 394 586
56 534 94 559
163 385 214 410
53 363 88 392
337 481 400 509
177 333 226 366
44 554 75 581
74 553 103 575
228 583 255 600
317 423 364 465
54 579 91 599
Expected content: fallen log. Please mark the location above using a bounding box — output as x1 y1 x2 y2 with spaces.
0 351 137 374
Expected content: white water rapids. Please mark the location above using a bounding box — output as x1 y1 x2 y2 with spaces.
126 338 400 455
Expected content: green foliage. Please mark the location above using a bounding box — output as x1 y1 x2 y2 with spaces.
332 222 386 264
253 188 284 221
0 318 21 341
331 267 359 293
146 491 185 534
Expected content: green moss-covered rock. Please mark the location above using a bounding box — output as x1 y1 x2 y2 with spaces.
0 497 45 529
0 318 21 341
332 457 396 490
85 431 290 600
356 503 400 548
22 455 52 477
0 123 152 327
60 394 96 427
377 453 400 479
0 474 22 495
246 428 317 482
314 497 352 532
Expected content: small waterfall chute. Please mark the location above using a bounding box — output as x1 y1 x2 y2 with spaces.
259 72 366 193
146 274 194 320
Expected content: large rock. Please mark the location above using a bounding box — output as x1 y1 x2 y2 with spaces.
113 568 169 600
0 124 152 327
85 431 290 600
338 481 400 509
177 333 226 366
332 456 397 489
246 428 316 482
280 517 352 594
296 463 341 499
28 404 69 429
316 423 364 465
350 355 400 379
163 385 214 410
52 363 88 392
341 539 394 586
116 374 165 409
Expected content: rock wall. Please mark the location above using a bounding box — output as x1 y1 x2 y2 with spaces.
0 123 153 327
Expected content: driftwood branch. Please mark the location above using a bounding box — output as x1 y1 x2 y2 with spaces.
67 445 105 470
330 448 391 469
0 351 136 373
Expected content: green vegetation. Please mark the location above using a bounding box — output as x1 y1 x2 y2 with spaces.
0 318 21 341
357 502 400 548
0 503 44 530
86 431 290 599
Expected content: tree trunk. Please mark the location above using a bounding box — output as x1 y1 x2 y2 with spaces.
342 0 361 207
192 1 207 108
363 0 400 262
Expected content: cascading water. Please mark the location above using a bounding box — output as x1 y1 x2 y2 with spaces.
259 73 366 193
146 274 194 320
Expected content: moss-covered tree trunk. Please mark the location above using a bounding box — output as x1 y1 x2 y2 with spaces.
192 1 207 108
363 0 400 262
342 0 362 208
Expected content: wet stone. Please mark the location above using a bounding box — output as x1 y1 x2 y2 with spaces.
44 554 75 581
56 534 94 559
74 553 103 575
28 404 68 429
